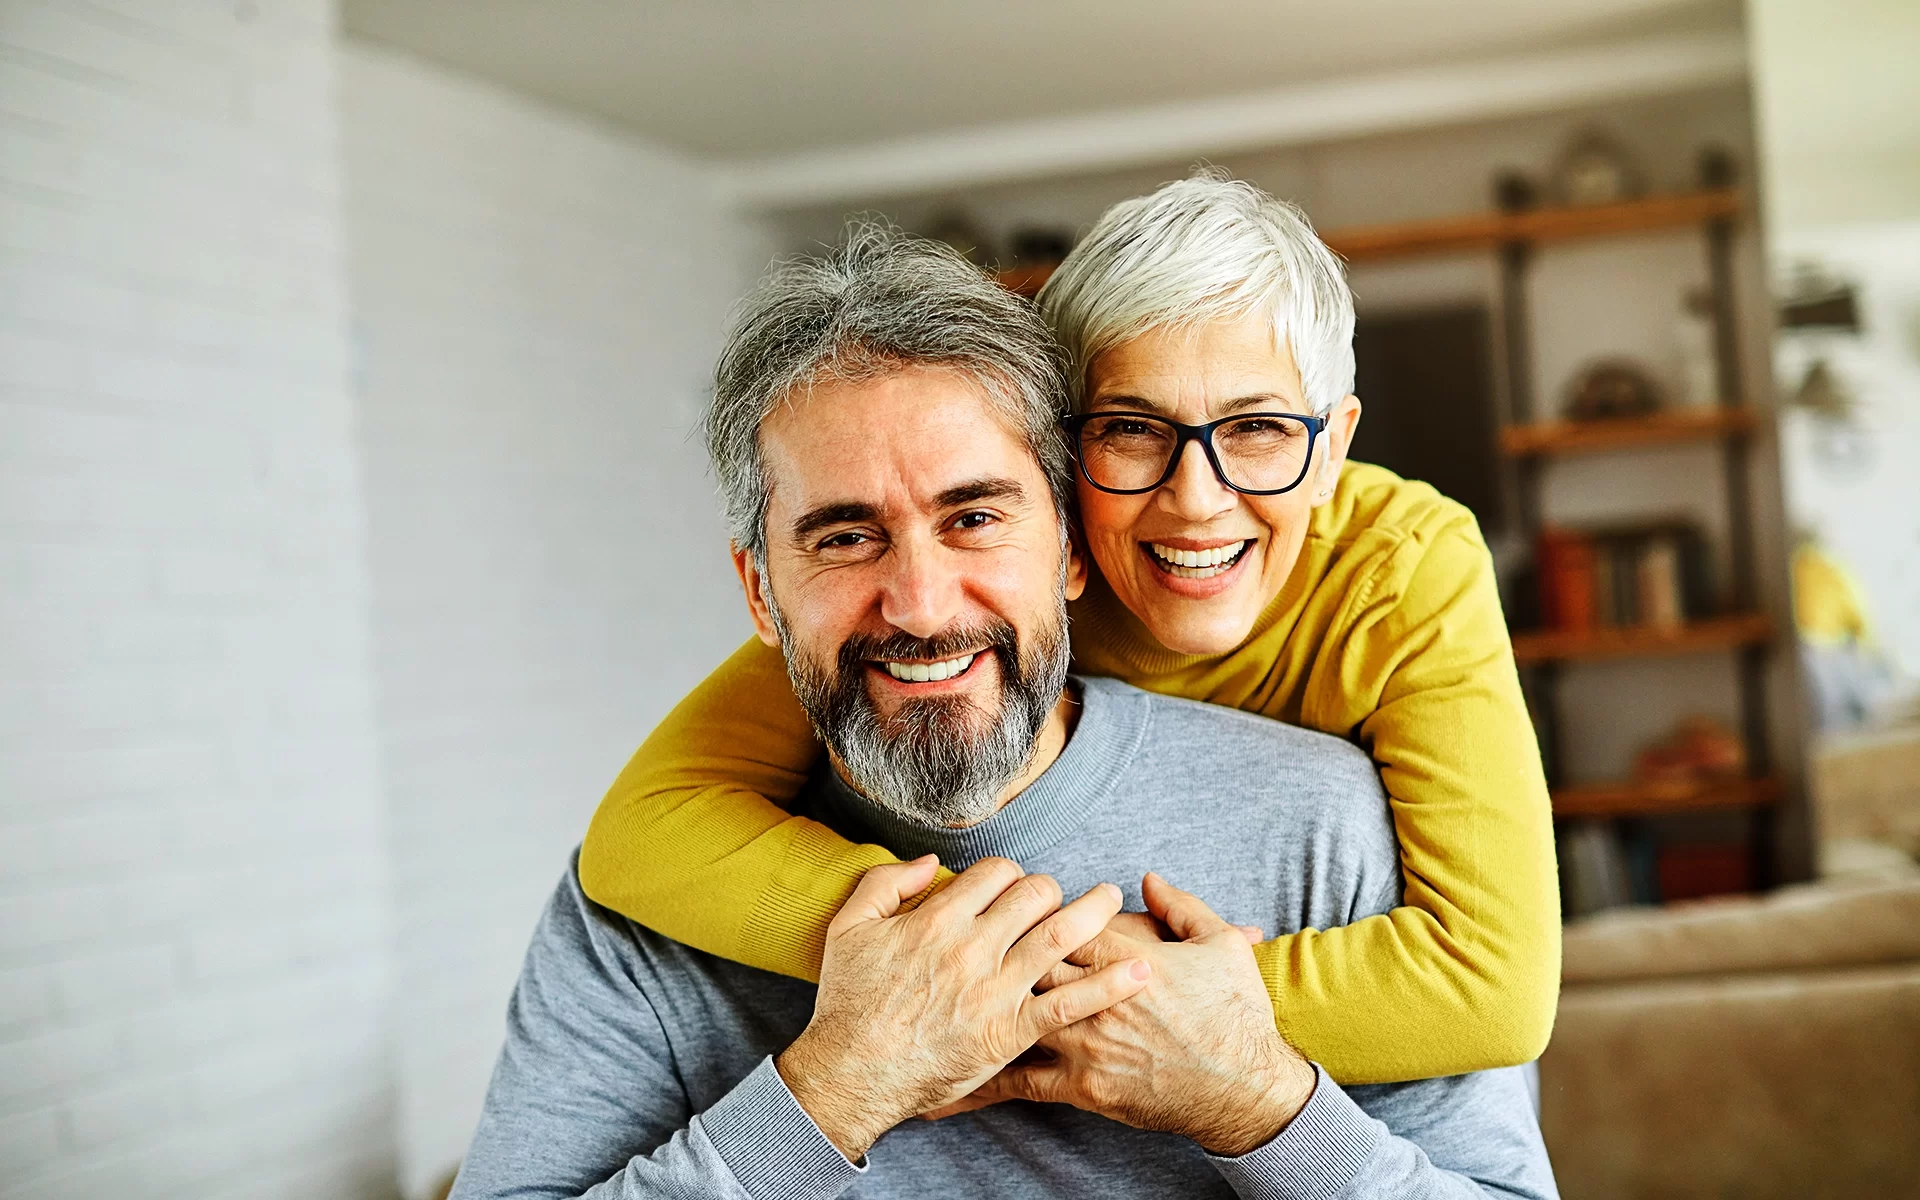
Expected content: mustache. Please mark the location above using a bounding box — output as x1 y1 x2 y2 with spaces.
838 620 1020 676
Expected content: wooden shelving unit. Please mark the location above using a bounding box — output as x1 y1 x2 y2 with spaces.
1552 775 1782 820
1510 613 1771 665
1500 408 1759 457
1485 183 1781 898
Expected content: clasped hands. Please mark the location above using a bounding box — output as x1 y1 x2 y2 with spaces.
774 856 1317 1162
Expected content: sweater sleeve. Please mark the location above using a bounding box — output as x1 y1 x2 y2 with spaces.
579 637 951 982
1249 528 1562 1083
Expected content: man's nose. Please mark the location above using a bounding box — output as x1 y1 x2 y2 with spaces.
878 537 965 638
1156 439 1240 523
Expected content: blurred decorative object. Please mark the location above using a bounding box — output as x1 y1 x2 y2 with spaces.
1695 142 1738 190
1654 841 1751 900
1778 261 1861 332
1491 169 1539 213
1550 128 1644 207
1632 715 1747 783
1789 357 1858 421
1671 286 1719 408
1007 227 1072 267
1563 357 1664 421
925 210 994 266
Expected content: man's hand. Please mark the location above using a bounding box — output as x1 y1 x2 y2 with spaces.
935 872 1316 1157
775 855 1152 1160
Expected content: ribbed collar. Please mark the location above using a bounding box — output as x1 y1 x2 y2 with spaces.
806 676 1152 869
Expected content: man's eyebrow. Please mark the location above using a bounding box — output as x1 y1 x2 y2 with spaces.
936 477 1029 508
789 501 880 543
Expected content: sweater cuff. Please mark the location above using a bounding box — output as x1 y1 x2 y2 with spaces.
1207 1065 1385 1200
699 1056 865 1200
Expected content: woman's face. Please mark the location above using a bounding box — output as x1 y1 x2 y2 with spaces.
1076 314 1363 655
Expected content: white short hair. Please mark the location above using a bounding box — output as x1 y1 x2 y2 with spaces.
1038 172 1355 416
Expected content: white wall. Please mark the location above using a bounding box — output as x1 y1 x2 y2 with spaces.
1748 0 1920 680
336 43 770 1196
0 2 394 1196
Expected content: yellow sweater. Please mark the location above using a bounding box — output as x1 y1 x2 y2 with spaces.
581 462 1560 1083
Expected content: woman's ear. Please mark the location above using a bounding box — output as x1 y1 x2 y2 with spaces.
1063 521 1090 602
1311 393 1363 504
731 543 784 647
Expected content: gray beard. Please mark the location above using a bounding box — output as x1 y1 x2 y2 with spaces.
766 579 1071 829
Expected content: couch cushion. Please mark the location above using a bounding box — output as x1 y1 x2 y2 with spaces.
1562 878 1920 984
1541 963 1920 1200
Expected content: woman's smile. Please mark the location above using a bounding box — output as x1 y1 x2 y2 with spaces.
1138 536 1260 599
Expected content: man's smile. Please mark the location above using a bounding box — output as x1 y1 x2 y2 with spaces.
866 650 990 691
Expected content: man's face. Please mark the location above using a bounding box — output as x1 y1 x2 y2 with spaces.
734 365 1085 826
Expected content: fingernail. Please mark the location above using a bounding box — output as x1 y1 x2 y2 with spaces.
1129 959 1151 981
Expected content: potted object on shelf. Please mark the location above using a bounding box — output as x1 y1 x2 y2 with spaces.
1564 358 1664 422
1551 128 1646 207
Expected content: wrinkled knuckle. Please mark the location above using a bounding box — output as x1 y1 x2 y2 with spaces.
1010 873 1059 911
1038 919 1075 957
978 856 1023 885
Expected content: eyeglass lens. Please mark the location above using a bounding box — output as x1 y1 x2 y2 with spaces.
1075 414 1314 493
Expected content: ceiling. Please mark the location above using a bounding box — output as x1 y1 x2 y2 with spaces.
341 0 1741 160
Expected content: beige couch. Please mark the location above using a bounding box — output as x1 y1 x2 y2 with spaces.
1540 726 1920 1199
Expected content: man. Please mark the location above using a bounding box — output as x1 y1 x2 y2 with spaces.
451 227 1557 1199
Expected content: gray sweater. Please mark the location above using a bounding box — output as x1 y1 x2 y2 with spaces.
453 676 1557 1200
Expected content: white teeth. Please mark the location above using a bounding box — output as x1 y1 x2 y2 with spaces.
883 652 977 683
1147 540 1248 577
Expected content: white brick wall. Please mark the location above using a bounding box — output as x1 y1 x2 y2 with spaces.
337 43 771 1196
0 1 395 1197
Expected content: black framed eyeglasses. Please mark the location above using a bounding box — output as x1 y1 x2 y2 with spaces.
1060 410 1327 496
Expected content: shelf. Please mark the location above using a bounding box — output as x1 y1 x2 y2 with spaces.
1552 774 1782 819
1326 189 1741 263
992 191 1742 293
1510 612 1771 665
1501 408 1758 457
995 264 1056 297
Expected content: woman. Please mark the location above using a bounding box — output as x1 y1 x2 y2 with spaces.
581 174 1558 1083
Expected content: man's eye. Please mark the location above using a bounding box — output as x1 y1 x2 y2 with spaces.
953 511 996 530
819 532 867 549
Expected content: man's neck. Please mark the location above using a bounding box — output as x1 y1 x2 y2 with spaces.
980 684 1080 824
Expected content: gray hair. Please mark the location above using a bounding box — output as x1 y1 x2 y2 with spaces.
1038 171 1356 415
707 223 1073 560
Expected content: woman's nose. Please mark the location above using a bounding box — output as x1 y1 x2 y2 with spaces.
878 539 964 638
1157 439 1239 522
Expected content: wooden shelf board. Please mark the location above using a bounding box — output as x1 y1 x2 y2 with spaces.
1326 189 1741 263
995 264 1056 297
1511 612 1771 665
992 191 1743 293
1501 408 1758 457
1552 775 1781 819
